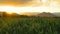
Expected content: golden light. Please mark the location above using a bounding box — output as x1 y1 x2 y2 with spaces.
0 6 59 14
0 0 60 14
0 6 15 12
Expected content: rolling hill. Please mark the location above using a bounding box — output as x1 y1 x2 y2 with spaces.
20 12 57 17
0 12 60 17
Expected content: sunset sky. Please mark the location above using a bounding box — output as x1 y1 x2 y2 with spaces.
0 0 60 14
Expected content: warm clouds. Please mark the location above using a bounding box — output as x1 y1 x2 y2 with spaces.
0 0 59 6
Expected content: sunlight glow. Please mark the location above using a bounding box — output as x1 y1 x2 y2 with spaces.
0 0 60 14
0 6 60 14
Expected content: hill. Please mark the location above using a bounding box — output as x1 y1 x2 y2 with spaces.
53 12 60 17
0 12 59 17
21 12 57 17
37 12 57 17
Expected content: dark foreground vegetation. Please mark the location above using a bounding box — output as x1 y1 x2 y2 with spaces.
0 17 60 34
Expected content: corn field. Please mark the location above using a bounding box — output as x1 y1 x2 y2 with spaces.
0 17 60 34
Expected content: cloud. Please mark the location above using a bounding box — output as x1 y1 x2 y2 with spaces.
0 0 60 7
0 0 33 6
0 0 33 4
16 0 33 4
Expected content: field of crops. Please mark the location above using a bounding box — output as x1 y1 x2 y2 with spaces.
0 17 60 34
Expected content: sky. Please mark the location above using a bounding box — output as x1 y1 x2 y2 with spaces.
0 0 60 13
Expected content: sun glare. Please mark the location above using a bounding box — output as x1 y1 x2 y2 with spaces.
0 6 48 13
0 0 59 14
0 6 59 14
0 0 60 14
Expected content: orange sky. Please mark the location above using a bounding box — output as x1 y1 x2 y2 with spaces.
0 0 60 13
0 0 59 6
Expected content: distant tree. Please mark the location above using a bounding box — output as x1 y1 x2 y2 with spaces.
2 12 11 17
0 12 3 17
19 15 28 17
3 12 8 17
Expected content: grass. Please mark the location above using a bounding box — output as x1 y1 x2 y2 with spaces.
0 17 60 34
